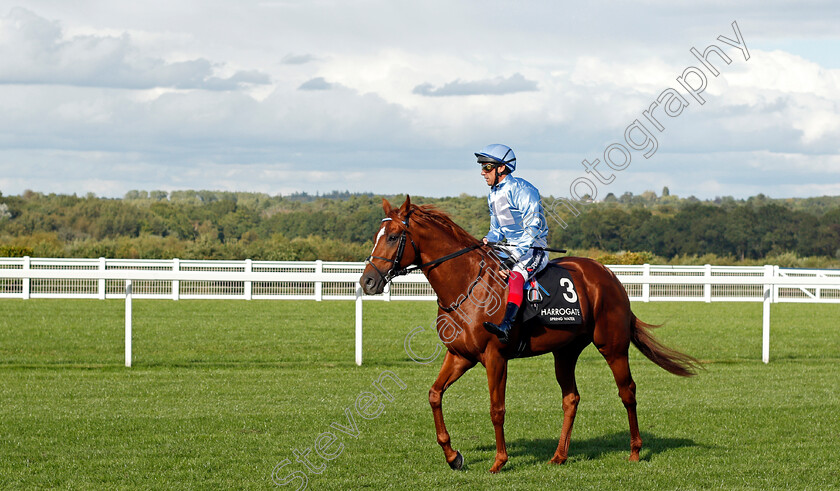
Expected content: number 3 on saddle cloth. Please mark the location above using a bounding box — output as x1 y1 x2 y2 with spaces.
521 264 584 326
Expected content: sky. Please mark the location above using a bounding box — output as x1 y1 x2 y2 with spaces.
0 1 839 200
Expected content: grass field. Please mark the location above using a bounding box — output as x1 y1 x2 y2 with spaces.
0 299 838 489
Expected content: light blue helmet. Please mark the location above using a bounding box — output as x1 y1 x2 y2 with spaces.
475 144 516 173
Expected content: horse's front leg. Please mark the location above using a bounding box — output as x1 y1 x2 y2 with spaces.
429 351 475 470
484 350 509 473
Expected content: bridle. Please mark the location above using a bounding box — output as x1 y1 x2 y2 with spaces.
365 208 421 284
365 208 486 288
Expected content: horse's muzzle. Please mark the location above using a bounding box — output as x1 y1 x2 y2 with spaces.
360 271 385 295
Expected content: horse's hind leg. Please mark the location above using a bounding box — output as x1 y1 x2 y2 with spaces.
550 341 588 464
599 342 642 461
429 351 475 470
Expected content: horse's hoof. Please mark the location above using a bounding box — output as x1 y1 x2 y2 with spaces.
489 458 507 473
448 451 464 471
549 456 567 465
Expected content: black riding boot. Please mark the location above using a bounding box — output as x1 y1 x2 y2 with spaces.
484 302 519 345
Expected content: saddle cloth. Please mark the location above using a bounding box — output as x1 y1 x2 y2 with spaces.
521 263 583 325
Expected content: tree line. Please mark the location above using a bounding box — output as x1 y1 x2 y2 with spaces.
0 189 838 268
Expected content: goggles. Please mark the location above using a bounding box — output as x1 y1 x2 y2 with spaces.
480 163 501 172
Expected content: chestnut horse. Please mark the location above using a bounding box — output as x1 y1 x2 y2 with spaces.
360 196 700 473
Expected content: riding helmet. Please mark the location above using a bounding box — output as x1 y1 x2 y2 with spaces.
475 144 516 172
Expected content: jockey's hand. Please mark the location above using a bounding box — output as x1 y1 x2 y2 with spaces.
482 238 489 245
498 268 509 279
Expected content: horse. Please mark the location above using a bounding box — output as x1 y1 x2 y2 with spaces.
359 196 701 473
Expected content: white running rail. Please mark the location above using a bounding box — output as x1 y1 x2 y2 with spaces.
1 258 838 365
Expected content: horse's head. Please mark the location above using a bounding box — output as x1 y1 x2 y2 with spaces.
360 195 421 295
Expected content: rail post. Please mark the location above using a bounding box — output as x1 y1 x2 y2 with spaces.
355 285 363 366
125 279 133 367
315 260 323 301
245 259 253 300
704 264 712 303
172 258 180 301
22 256 30 300
762 265 773 364
98 257 106 300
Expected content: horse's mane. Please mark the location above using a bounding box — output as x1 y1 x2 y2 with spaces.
387 204 480 247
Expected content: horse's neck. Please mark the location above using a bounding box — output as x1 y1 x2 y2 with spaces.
420 235 489 308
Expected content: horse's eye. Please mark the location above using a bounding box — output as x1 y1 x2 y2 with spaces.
387 234 398 242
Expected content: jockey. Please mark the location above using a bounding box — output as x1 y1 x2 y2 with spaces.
477 144 549 345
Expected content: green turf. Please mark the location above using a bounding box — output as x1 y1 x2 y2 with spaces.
0 299 838 489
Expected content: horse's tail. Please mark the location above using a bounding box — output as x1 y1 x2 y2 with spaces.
630 316 703 377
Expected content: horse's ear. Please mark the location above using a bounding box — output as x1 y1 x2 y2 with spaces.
381 198 393 214
399 195 411 214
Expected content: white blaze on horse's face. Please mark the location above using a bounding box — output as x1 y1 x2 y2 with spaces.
371 218 392 255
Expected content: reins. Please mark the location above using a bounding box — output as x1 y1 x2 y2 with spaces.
407 242 484 275
365 208 492 311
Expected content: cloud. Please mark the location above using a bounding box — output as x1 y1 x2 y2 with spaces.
412 73 538 96
0 8 270 90
0 3 838 200
196 70 271 91
0 66 415 164
281 53 319 65
298 77 333 90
